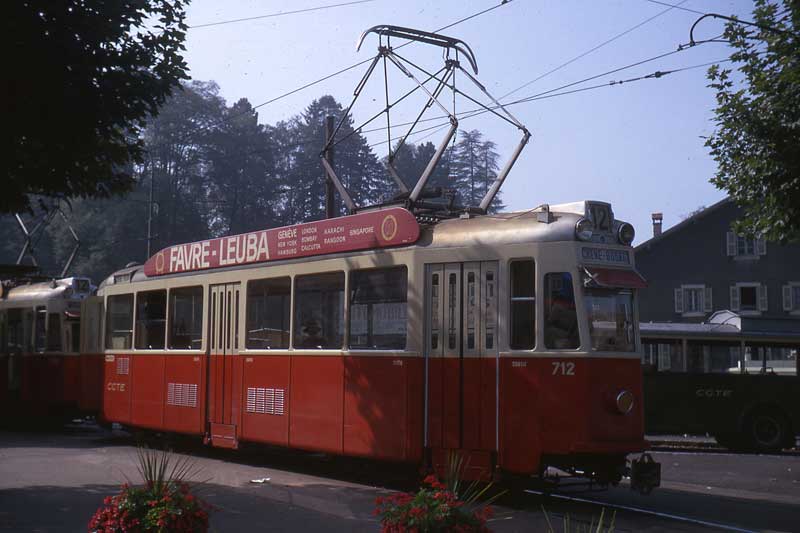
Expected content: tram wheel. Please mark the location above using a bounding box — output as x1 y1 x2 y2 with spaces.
743 409 790 453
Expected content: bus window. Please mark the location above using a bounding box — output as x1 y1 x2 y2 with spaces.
510 260 535 349
135 290 166 349
708 343 741 374
35 307 46 352
47 313 62 352
745 344 798 375
687 343 710 373
642 341 684 372
349 267 407 350
294 272 344 350
106 294 134 350
544 272 579 349
246 277 290 349
168 287 203 350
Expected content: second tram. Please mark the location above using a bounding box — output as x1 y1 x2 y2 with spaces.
85 201 656 488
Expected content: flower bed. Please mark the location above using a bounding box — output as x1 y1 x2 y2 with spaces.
374 475 493 533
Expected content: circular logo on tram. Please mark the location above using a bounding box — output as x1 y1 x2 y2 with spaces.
155 251 166 274
380 214 398 242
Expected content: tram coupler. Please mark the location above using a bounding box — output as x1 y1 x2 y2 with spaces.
629 453 660 495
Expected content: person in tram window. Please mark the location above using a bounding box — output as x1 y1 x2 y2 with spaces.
298 318 326 349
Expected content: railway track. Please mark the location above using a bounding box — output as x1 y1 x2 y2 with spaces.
524 489 759 533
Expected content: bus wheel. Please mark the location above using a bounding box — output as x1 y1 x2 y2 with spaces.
744 410 789 453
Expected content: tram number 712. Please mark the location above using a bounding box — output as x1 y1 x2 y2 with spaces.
552 361 576 376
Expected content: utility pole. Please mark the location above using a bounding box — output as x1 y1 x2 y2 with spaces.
146 160 154 259
324 115 335 219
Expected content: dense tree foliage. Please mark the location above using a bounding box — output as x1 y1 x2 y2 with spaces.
1 83 507 283
5 0 189 214
707 0 800 242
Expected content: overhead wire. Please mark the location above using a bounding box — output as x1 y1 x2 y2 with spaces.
145 0 515 152
189 0 377 29
500 0 690 100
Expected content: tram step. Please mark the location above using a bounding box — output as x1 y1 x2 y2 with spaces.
209 423 238 449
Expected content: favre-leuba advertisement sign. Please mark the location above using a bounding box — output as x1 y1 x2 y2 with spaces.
143 208 420 277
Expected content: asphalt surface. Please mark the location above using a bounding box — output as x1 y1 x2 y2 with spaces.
0 424 798 532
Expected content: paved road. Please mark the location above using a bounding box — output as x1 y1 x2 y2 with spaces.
0 425 798 532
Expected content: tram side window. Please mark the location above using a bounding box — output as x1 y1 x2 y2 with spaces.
34 307 47 352
106 294 134 350
246 277 291 349
349 267 408 350
294 272 344 349
169 286 203 350
47 313 62 351
135 290 166 349
510 260 536 349
543 273 579 349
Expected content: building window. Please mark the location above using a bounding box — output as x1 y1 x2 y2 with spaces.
349 267 407 350
730 283 768 314
783 283 800 314
674 285 712 316
726 231 766 258
509 259 535 349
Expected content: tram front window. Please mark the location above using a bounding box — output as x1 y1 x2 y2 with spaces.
584 289 635 352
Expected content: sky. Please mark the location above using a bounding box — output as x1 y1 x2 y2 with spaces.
181 0 756 244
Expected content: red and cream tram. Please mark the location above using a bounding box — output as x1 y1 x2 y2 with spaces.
87 201 655 487
0 276 100 418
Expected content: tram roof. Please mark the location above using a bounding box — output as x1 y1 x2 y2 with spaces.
0 277 93 305
102 201 626 287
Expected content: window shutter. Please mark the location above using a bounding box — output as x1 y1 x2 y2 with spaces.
704 287 713 312
726 232 737 256
757 235 767 256
783 285 794 311
674 288 684 313
730 286 740 311
758 284 768 311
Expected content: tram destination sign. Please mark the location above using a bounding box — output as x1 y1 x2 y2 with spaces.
580 246 631 265
143 208 420 277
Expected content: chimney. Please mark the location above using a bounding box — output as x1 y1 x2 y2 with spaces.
652 212 663 237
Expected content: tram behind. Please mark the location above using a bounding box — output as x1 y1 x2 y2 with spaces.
89 201 656 489
0 276 100 419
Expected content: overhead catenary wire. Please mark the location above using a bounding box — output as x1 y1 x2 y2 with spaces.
500 0 691 100
144 0 515 152
189 0 378 29
365 55 735 150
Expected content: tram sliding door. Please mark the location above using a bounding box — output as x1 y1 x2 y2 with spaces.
207 283 241 448
425 262 498 468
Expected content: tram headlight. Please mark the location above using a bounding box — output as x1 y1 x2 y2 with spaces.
617 223 635 245
615 390 635 414
575 218 593 241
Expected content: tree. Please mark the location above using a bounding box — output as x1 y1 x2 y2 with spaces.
277 96 390 222
5 0 189 214
706 1 800 242
206 99 281 236
450 130 505 212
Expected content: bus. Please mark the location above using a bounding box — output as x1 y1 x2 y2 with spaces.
642 310 799 453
